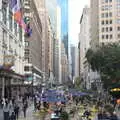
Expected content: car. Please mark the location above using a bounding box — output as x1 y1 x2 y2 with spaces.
50 112 60 120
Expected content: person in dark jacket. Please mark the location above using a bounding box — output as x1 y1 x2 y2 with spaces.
97 111 103 120
3 101 10 120
23 101 28 118
10 112 16 120
110 112 118 120
14 103 19 120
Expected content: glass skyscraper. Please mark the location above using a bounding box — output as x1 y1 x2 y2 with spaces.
57 0 68 56
57 0 68 39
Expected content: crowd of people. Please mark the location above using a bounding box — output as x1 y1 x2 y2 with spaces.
0 94 30 120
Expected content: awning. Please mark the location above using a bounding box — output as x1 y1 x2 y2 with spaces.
0 67 25 80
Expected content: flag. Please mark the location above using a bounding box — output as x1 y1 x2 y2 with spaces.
9 0 26 29
25 23 32 37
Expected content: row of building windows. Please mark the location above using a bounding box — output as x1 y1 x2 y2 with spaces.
101 5 112 11
102 26 120 32
101 20 112 25
2 8 23 42
102 4 120 11
102 34 113 39
102 27 113 32
102 34 120 39
102 19 120 24
101 12 112 18
102 0 112 3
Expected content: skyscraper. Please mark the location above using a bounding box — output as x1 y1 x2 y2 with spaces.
91 0 120 47
57 0 68 38
57 0 68 57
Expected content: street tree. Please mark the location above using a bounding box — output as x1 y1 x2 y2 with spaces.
74 77 83 90
86 43 120 89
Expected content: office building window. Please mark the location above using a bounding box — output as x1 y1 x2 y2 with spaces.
105 0 108 3
106 20 108 24
2 29 7 43
110 34 112 39
102 20 104 25
117 19 120 23
2 8 7 24
102 28 104 32
106 27 108 32
110 27 113 31
109 12 112 17
106 13 108 17
25 49 29 55
9 11 13 31
118 34 120 38
118 26 120 31
14 21 17 34
102 35 104 39
25 58 30 63
24 66 29 71
102 13 104 18
19 26 22 41
110 20 112 24
25 41 29 47
106 35 108 39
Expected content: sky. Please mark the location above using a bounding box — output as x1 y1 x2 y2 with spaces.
58 0 68 39
68 0 90 46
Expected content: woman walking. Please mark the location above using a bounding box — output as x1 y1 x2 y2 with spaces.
23 101 28 118
3 101 10 120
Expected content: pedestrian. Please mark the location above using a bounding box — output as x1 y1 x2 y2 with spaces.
3 100 10 120
34 96 37 111
22 101 28 118
10 112 16 120
97 111 103 120
14 103 19 120
110 112 118 120
9 100 14 119
102 111 109 120
83 110 91 119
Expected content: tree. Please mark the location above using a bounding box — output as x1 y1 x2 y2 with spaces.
86 43 120 89
74 77 83 89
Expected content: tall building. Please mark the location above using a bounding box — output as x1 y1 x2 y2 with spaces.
45 0 57 33
57 0 68 39
57 0 68 57
90 0 99 49
79 6 101 89
0 0 25 98
91 0 120 47
70 45 79 81
23 0 44 87
34 0 51 81
45 0 57 84
54 6 61 84
61 42 69 84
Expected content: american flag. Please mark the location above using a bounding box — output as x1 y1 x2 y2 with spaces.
9 0 26 29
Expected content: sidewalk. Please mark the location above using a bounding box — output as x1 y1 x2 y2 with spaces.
18 104 40 120
0 108 3 120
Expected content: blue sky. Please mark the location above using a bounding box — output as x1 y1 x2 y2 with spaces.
57 0 68 39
